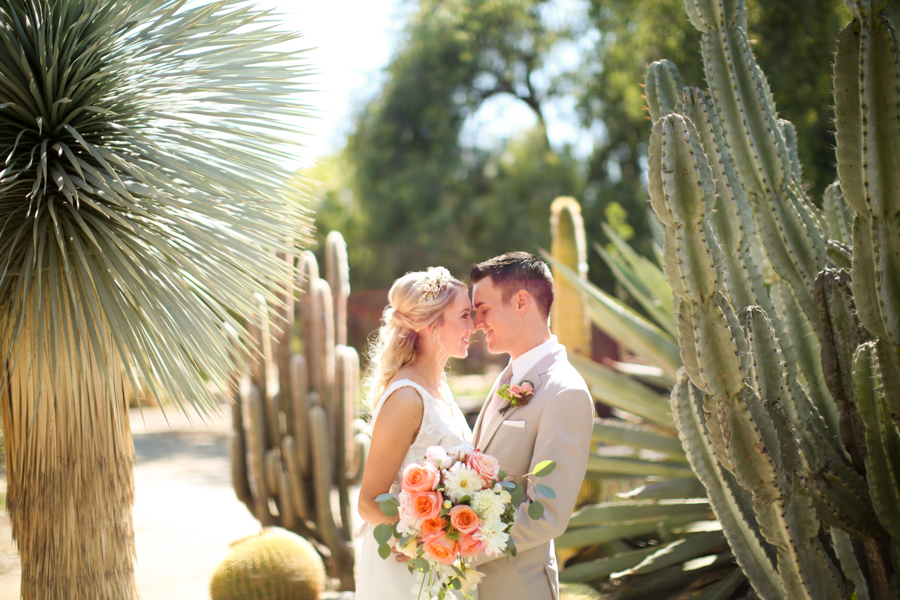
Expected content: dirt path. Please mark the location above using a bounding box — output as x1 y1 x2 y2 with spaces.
0 405 355 599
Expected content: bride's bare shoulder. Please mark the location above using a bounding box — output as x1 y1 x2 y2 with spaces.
378 381 425 417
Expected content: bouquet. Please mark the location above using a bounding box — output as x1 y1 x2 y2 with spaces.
374 443 556 600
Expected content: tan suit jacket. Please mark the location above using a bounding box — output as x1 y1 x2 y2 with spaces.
470 344 594 600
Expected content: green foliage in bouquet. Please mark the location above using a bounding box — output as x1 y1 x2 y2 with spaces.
231 232 368 591
375 458 557 600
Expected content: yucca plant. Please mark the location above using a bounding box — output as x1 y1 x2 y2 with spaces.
0 1 310 598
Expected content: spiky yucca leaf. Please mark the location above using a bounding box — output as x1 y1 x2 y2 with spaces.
0 0 310 412
0 1 310 598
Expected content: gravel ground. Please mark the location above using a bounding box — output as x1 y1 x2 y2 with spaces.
0 404 357 600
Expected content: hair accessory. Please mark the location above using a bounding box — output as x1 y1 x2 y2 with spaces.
418 266 452 303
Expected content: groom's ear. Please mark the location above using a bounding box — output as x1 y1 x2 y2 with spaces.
515 289 530 315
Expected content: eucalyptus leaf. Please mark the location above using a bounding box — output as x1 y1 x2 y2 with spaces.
380 500 399 517
535 484 556 499
511 482 525 506
533 460 557 477
378 543 392 560
375 493 397 503
374 523 393 546
528 501 546 520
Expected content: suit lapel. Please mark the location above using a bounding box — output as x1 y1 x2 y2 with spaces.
476 347 565 450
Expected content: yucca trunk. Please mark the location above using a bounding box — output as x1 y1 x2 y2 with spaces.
1 301 136 600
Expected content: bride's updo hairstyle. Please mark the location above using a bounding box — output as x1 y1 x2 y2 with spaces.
363 267 465 410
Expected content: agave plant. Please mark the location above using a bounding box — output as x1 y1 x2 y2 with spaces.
0 1 310 598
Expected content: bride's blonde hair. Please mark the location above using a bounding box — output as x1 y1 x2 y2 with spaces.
363 269 466 409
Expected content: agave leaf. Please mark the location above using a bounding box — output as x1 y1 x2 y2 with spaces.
542 252 682 376
570 353 674 428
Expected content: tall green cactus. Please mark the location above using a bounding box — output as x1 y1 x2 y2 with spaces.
550 196 592 357
545 199 743 597
231 231 367 590
644 1 900 599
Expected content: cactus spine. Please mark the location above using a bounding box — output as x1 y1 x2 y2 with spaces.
644 1 900 598
231 231 367 590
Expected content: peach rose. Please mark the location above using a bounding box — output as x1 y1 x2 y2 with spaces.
420 516 447 538
457 533 486 558
508 384 521 396
422 531 458 565
401 462 440 493
449 505 480 535
468 450 501 482
409 491 443 520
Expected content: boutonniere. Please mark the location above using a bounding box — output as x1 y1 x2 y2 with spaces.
498 380 535 415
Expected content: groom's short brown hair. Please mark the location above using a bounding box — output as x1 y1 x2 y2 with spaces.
470 252 554 319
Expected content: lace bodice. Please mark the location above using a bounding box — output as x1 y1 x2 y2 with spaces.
370 379 472 491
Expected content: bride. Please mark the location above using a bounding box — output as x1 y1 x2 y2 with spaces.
356 267 475 599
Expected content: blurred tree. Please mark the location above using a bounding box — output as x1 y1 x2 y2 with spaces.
345 0 577 288
328 0 846 294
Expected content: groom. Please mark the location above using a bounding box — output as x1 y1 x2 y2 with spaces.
469 252 594 600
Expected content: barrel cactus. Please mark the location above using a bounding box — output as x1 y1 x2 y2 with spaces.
641 0 900 598
559 583 603 600
210 528 326 600
231 231 368 590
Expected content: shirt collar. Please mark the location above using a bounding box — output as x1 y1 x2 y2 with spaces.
511 335 558 383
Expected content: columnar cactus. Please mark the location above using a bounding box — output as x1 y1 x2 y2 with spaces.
644 1 900 599
550 196 592 356
231 231 367 590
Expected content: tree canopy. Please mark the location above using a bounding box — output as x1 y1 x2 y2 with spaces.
312 0 849 292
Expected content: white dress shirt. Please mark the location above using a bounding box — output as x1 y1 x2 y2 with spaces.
510 335 559 383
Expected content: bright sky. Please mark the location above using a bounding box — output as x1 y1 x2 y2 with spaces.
260 0 595 171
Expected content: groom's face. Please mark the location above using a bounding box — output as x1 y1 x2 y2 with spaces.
472 276 518 355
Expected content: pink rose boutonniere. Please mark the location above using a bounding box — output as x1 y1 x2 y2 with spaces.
497 380 535 415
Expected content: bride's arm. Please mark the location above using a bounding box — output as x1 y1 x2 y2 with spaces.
358 387 425 525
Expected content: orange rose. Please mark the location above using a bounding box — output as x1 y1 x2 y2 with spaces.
449 505 480 535
468 450 501 482
420 516 447 538
422 531 458 565
410 491 443 520
401 462 440 493
457 533 486 558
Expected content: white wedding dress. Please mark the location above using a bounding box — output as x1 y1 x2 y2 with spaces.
356 379 472 600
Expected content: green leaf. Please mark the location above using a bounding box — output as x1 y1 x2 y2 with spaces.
528 501 545 519
498 470 508 480
374 523 394 545
378 543 392 560
375 493 397 503
511 482 525 506
533 460 557 477
507 536 518 557
535 484 556 499
380 500 399 517
414 556 431 572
